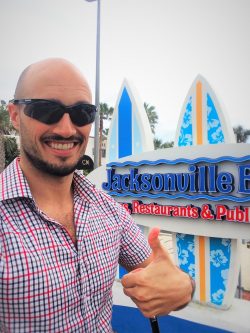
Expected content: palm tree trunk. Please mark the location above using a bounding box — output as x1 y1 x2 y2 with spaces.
0 134 5 172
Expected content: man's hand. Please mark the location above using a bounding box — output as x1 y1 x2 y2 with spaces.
121 227 193 318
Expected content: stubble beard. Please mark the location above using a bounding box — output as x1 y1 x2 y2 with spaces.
23 146 82 177
19 118 86 177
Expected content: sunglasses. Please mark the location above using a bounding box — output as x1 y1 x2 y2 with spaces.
10 99 97 127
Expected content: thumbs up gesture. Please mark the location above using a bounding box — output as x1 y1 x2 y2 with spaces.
121 227 193 318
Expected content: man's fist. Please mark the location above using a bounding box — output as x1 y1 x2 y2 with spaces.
121 227 192 317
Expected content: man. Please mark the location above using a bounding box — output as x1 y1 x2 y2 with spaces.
0 58 193 332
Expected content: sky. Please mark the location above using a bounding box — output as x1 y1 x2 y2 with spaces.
1 0 250 142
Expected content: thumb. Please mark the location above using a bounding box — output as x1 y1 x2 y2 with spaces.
148 227 165 258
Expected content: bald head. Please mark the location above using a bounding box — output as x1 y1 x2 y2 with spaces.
14 58 92 104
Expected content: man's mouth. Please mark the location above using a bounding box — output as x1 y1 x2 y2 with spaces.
47 142 75 150
43 136 83 151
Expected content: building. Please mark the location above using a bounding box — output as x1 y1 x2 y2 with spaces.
85 135 107 166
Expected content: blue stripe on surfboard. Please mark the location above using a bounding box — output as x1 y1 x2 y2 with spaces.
118 87 132 158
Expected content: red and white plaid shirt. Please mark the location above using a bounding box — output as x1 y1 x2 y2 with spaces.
0 158 151 333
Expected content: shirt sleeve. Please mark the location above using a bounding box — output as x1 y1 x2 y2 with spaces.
118 206 151 268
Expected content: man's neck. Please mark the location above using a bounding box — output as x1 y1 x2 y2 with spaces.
19 158 74 206
19 158 77 245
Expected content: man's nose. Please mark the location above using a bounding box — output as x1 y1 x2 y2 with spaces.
52 113 77 137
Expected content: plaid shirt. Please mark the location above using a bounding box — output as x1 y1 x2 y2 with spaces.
0 158 151 333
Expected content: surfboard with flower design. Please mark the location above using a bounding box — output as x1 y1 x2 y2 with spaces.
174 75 238 308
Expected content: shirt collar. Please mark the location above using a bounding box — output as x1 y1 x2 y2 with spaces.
0 157 98 203
73 170 98 203
0 157 32 201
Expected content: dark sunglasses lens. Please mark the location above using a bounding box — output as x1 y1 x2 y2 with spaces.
70 104 96 126
23 100 96 126
24 101 63 124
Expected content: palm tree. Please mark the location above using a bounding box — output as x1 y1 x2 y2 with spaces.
154 138 174 150
144 102 158 135
0 100 14 135
0 100 18 171
99 103 114 165
161 141 174 149
0 101 9 172
0 135 4 172
4 136 19 166
100 103 114 137
154 138 163 150
233 125 250 143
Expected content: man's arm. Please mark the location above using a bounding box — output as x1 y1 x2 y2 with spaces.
121 227 194 318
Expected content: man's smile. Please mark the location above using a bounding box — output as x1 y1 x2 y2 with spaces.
45 141 77 150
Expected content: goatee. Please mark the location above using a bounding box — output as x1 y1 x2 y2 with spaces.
24 148 80 177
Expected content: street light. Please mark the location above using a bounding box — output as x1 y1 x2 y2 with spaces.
85 0 101 168
86 8 161 333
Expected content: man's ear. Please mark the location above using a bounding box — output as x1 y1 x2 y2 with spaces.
8 103 20 131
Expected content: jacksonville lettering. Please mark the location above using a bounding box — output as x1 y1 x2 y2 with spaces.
102 164 250 195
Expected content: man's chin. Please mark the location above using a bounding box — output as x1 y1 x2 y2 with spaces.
43 163 78 177
24 150 80 177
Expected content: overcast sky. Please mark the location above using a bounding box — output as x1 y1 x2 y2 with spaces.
1 0 250 141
